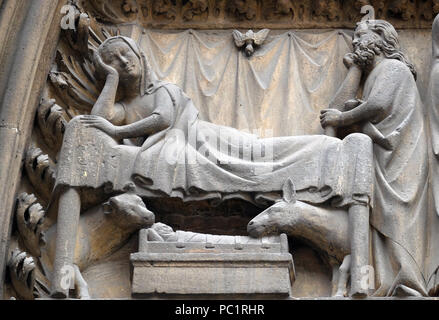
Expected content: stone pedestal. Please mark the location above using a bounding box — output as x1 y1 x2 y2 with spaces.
130 231 295 298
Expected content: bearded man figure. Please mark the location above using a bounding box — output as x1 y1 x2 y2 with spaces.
320 20 433 296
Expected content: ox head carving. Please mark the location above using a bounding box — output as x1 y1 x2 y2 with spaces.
103 192 155 230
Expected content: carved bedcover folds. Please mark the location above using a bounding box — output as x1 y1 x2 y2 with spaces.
55 118 373 208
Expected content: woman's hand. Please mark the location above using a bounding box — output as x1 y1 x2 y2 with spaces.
93 51 118 78
78 115 118 138
320 109 343 128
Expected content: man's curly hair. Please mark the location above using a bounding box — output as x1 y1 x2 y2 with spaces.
355 20 417 80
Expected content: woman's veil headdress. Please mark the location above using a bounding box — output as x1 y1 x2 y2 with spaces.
98 36 158 95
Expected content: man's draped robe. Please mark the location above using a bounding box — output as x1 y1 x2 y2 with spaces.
424 15 439 297
362 59 433 296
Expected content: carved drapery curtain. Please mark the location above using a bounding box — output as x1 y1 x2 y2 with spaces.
138 29 430 138
139 29 354 137
136 28 438 295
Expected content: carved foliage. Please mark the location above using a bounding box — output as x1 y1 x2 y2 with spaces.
312 0 340 21
387 0 416 21
24 147 56 201
15 193 46 258
61 3 91 58
262 0 294 20
152 0 177 20
422 0 439 20
37 98 67 152
183 0 209 21
50 47 99 114
50 21 119 116
72 0 439 28
8 250 37 300
354 0 371 9
80 0 139 23
226 0 257 20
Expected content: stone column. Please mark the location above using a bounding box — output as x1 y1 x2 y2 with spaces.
0 0 66 298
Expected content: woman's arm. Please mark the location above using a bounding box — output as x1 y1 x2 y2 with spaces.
80 87 174 139
90 52 125 124
114 112 171 139
78 112 171 140
114 87 174 139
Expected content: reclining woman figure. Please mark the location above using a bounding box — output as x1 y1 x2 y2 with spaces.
50 36 373 298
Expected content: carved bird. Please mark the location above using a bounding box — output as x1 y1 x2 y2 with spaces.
232 29 270 57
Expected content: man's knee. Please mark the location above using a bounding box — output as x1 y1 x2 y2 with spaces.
344 133 372 148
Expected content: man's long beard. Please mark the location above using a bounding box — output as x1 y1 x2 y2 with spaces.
352 41 380 67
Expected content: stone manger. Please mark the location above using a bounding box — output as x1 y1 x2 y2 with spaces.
130 229 294 298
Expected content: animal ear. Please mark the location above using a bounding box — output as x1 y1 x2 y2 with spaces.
282 178 297 204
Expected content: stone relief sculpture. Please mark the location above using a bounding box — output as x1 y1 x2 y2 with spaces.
232 29 270 57
247 178 351 297
147 221 279 245
10 189 154 299
425 12 439 297
5 0 439 300
48 31 374 298
67 0 439 29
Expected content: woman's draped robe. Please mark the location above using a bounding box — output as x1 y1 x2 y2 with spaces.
361 59 432 296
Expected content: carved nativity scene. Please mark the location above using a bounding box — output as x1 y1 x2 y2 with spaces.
3 0 439 299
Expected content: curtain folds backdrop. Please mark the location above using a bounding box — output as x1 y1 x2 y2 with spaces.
138 29 354 137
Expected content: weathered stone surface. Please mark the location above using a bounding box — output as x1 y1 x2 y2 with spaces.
79 0 439 29
45 32 375 299
131 230 294 297
3 0 439 301
318 18 433 297
0 0 65 298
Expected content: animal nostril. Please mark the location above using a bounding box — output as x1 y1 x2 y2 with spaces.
248 221 254 226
